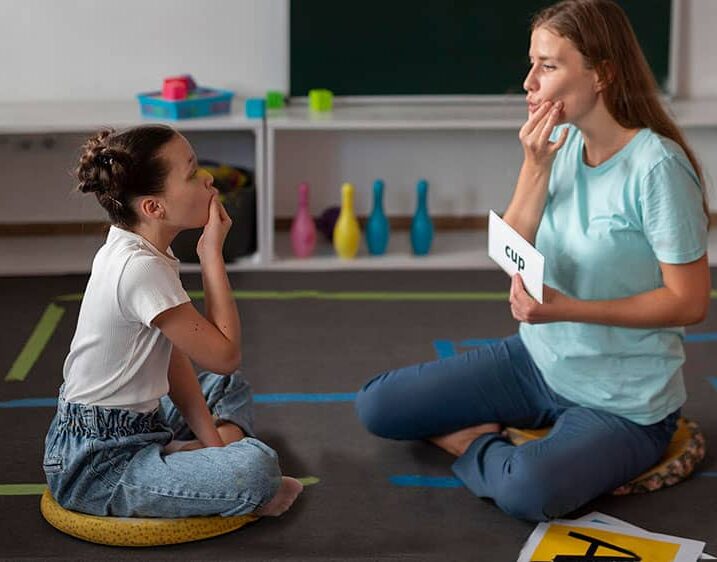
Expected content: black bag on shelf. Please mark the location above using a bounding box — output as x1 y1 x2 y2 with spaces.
171 161 257 263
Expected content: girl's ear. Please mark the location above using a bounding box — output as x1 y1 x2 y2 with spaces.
137 197 165 220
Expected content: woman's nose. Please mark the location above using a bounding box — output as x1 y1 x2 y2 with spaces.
523 67 537 93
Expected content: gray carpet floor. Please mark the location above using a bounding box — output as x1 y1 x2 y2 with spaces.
0 271 715 560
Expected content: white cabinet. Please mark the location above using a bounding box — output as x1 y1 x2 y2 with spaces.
2 98 716 271
0 100 266 266
263 99 717 269
265 103 528 269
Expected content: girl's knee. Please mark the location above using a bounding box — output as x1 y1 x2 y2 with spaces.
225 438 282 498
207 373 254 424
229 437 278 466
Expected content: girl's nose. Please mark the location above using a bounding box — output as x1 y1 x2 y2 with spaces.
197 168 214 184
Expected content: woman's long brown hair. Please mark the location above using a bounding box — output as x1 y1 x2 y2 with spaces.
533 0 709 222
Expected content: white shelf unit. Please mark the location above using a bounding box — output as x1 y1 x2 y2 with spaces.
2 98 716 272
265 103 528 270
0 100 263 134
265 99 717 270
0 100 267 266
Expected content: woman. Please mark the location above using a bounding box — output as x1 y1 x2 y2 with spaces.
355 0 709 522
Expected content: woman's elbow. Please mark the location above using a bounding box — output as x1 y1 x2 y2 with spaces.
682 300 709 326
689 308 708 326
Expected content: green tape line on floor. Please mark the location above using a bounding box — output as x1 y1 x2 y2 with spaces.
0 478 319 496
53 289 717 303
58 290 510 302
195 290 510 301
5 303 65 382
0 484 47 495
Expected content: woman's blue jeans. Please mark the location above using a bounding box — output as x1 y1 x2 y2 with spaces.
43 372 281 518
355 334 679 522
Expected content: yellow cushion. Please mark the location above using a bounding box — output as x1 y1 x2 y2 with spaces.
504 417 706 496
40 489 258 546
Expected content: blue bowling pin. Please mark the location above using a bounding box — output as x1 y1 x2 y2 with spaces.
366 179 390 255
410 179 433 256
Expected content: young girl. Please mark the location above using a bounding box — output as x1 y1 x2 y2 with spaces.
43 124 302 518
356 0 710 522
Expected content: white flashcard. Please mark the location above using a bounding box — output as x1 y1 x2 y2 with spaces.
575 512 716 560
517 519 706 562
488 210 545 303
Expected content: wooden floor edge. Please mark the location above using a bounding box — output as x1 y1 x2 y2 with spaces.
1 216 490 236
277 215 491 231
4 213 716 236
0 222 111 236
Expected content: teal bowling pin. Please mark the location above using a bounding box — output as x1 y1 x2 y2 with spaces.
366 179 390 255
410 179 433 256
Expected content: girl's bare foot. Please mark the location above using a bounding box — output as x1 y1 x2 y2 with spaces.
164 423 245 454
429 423 502 457
216 421 245 445
255 477 304 517
164 439 204 454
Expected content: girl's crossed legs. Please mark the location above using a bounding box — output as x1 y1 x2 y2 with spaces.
160 372 302 517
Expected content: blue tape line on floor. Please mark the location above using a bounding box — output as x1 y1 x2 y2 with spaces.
0 398 57 408
685 333 717 343
709 377 717 392
433 340 457 359
255 393 356 403
390 472 717 488
0 393 358 409
433 333 717 364
389 475 464 488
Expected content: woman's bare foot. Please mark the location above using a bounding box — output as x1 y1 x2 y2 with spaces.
255 477 304 517
429 423 502 457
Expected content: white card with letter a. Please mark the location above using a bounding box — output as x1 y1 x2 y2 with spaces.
488 210 545 303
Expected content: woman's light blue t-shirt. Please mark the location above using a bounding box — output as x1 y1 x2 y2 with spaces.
519 124 707 425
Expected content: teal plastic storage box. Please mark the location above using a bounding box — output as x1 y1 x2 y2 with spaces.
137 88 234 120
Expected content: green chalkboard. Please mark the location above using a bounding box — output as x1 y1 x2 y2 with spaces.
290 0 671 97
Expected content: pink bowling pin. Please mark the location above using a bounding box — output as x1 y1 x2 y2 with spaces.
290 182 317 258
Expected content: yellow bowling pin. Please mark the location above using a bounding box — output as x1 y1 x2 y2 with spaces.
333 182 361 259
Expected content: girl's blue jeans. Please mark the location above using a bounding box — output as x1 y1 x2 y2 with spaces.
43 372 281 518
355 334 679 522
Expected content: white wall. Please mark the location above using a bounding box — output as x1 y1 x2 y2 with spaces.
0 0 716 223
1 0 715 102
0 0 288 101
680 0 717 97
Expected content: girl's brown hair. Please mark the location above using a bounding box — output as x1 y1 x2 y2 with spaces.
76 125 177 228
533 0 709 221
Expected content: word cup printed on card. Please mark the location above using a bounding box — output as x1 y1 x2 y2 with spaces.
488 210 545 303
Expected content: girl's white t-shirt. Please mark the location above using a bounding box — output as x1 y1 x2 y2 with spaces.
62 226 190 412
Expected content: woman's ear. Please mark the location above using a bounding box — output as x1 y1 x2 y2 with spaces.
137 197 165 220
594 60 615 93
